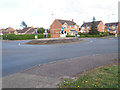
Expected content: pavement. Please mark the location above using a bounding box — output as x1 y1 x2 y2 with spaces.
2 53 118 88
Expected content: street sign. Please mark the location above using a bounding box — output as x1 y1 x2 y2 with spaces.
75 31 77 34
35 29 38 35
107 28 109 32
61 27 64 31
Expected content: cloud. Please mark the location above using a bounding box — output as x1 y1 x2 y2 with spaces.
0 0 119 29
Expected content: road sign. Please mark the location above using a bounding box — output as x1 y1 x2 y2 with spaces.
61 27 64 31
107 28 109 32
75 31 77 34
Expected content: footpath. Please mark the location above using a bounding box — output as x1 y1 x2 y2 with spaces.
2 53 118 88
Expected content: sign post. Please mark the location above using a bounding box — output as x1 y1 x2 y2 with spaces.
43 29 48 38
35 29 38 39
75 31 77 37
107 28 109 36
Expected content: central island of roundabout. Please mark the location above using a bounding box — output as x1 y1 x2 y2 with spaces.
26 38 85 45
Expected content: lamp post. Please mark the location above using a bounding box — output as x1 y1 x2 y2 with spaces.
52 14 54 38
35 29 38 39
107 14 115 35
0 33 3 40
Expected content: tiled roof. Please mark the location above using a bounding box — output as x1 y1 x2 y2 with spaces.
2 32 9 34
5 27 15 32
2 31 15 34
105 22 118 27
81 21 101 27
26 28 37 34
16 27 31 33
57 19 76 25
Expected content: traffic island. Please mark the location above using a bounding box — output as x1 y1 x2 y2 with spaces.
26 38 84 45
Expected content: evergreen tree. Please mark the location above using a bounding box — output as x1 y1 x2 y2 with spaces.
88 17 99 35
37 27 45 33
20 21 27 28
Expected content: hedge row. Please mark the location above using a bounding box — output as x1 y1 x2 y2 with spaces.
78 32 109 37
80 35 100 38
3 34 51 40
66 35 101 38
66 35 75 37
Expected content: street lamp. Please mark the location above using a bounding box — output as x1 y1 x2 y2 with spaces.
107 14 115 35
52 14 54 38
0 33 3 40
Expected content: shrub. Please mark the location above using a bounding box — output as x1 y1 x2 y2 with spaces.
66 35 75 37
80 35 85 38
93 35 100 37
3 34 51 40
47 34 51 38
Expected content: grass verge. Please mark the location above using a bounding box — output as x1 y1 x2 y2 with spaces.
59 63 119 88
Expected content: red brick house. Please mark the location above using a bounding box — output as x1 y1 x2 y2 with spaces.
105 22 119 35
50 19 79 38
80 21 105 33
0 27 17 35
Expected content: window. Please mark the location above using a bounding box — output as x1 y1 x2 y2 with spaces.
64 25 67 29
112 27 116 29
75 26 77 29
82 27 85 29
87 26 89 29
70 26 71 28
103 26 104 29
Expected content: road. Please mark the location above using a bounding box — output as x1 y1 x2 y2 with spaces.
2 38 118 76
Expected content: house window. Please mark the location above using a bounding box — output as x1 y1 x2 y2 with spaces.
103 26 104 29
75 26 77 29
87 26 89 29
82 27 85 29
112 27 116 29
70 26 71 28
64 25 67 29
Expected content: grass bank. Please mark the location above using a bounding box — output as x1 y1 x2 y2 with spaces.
59 63 119 88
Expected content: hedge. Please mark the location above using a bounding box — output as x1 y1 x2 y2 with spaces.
79 35 100 38
66 35 75 37
3 34 51 40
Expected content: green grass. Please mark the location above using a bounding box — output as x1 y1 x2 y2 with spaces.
59 63 119 88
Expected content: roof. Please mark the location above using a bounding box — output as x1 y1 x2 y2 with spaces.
26 28 37 34
5 27 15 32
57 19 76 25
2 31 15 34
105 22 118 27
16 27 31 33
81 21 101 27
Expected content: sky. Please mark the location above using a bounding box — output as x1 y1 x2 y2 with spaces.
0 0 119 29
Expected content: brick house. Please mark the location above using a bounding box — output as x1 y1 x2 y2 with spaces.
0 27 17 35
16 26 38 35
80 21 105 33
105 22 119 34
50 19 79 38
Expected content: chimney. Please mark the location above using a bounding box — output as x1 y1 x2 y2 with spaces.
72 19 74 22
83 21 85 23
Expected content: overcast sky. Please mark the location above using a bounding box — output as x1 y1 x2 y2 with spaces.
0 0 119 29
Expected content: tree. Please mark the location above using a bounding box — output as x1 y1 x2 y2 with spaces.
88 17 99 35
20 21 27 28
37 27 45 33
